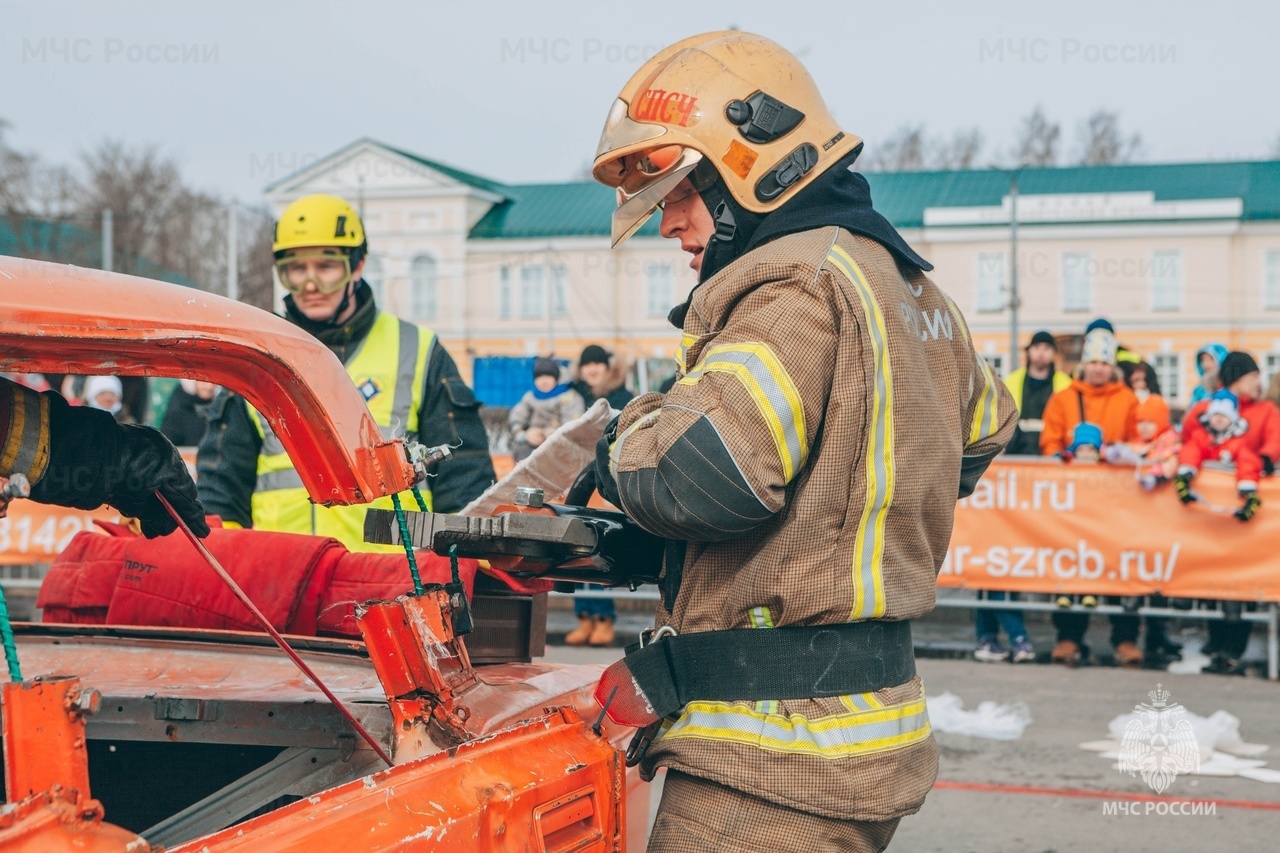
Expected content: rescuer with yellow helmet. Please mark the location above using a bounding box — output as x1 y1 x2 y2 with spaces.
196 194 495 548
588 33 1016 849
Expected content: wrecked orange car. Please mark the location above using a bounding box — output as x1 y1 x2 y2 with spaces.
0 257 649 851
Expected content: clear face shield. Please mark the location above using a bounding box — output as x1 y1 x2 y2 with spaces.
609 147 704 247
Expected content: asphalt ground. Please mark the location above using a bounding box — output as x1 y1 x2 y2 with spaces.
541 645 1280 852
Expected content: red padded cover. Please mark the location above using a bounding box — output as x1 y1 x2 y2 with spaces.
40 523 481 638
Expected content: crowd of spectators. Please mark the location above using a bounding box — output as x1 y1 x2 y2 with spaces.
982 318 1280 675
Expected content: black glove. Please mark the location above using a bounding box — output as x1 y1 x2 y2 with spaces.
1235 491 1261 523
29 392 209 539
1263 456 1275 477
1173 471 1196 504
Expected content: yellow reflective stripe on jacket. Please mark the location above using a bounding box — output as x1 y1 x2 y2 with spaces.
675 333 697 374
677 343 808 483
249 311 434 550
659 695 930 759
840 692 884 712
0 383 50 481
827 246 894 621
749 605 774 629
969 355 1001 446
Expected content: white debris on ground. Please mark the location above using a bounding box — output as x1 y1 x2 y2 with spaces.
926 692 1031 740
1078 707 1276 782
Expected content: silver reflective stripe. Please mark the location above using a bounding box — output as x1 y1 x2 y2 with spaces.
257 468 306 492
682 344 807 481
10 388 46 477
845 693 877 712
665 701 930 756
1018 419 1045 432
827 247 894 620
383 320 419 440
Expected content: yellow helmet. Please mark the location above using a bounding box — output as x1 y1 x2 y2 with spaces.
592 31 861 246
273 194 366 256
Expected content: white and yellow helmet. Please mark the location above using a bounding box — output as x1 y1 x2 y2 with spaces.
592 31 861 247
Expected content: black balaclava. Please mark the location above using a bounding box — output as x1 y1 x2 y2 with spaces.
667 148 932 329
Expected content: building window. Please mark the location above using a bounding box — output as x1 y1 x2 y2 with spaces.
1266 250 1280 310
1264 353 1280 389
362 255 384 307
498 266 512 320
520 266 544 319
1154 353 1181 403
1061 252 1092 312
982 354 1004 378
1150 250 1183 312
409 255 437 321
646 263 673 319
551 265 567 318
974 252 1006 313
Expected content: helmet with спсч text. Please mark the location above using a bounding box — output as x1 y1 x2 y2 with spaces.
592 31 861 247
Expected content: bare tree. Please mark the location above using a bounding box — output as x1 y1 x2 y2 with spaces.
236 205 277 311
1010 106 1060 167
1074 110 1141 165
860 125 929 172
0 120 89 264
932 128 985 170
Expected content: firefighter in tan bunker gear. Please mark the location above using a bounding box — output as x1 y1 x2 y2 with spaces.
590 32 1016 851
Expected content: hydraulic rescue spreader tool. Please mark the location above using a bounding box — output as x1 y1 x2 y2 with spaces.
362 486 665 589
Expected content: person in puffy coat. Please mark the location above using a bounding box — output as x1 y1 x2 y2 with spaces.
1040 327 1139 457
508 357 585 462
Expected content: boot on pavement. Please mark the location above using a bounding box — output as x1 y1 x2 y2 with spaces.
565 615 594 646
1051 639 1082 666
1114 641 1144 668
588 616 616 647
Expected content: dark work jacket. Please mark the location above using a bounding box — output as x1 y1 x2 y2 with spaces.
196 284 495 524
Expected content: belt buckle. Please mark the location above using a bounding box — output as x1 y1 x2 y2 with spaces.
638 624 677 648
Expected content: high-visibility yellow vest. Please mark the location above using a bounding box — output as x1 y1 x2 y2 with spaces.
249 312 434 551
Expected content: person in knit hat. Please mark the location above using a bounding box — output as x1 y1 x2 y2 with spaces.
572 344 635 412
507 357 585 462
1189 343 1230 405
1042 321 1144 667
1002 331 1071 456
1039 325 1138 456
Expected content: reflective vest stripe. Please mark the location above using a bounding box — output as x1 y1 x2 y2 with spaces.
248 312 434 550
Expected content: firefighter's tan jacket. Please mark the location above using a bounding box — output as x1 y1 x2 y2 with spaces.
607 227 1016 821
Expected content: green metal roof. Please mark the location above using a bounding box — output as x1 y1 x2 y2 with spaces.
0 216 195 286
865 160 1280 229
469 181 654 240
466 159 1280 240
377 140 511 200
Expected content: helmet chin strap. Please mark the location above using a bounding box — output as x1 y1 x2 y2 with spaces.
318 279 357 327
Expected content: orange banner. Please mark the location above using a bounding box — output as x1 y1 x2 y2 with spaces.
0 503 121 566
6 455 1278 604
940 458 1280 602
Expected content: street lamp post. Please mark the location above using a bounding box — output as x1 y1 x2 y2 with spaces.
1008 171 1021 374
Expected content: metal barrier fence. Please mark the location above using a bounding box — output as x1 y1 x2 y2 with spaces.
552 587 1280 680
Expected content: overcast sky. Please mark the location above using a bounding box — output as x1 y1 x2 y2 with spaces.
5 0 1276 204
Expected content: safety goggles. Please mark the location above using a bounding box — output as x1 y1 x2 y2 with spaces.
610 147 707 247
274 250 353 295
